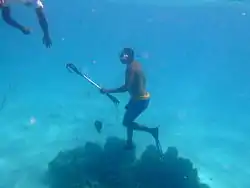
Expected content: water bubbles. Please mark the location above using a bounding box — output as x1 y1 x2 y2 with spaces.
241 12 246 16
141 52 149 59
29 116 36 125
136 51 150 60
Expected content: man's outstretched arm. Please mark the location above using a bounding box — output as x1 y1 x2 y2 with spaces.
102 68 135 94
35 7 52 47
1 6 29 34
105 85 127 94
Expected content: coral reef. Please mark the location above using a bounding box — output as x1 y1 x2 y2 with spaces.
47 137 210 188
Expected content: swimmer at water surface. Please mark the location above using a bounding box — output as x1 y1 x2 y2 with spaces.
0 0 52 48
100 48 159 150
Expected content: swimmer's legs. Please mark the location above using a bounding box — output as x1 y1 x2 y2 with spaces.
123 99 159 150
125 126 134 149
123 121 159 150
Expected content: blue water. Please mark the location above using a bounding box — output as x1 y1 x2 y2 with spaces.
1 0 250 188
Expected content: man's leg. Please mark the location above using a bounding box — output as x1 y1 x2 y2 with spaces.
123 121 159 150
128 122 159 139
1 6 26 32
126 126 134 149
125 121 157 145
123 99 159 149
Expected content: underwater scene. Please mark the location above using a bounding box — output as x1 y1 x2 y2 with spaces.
0 0 250 188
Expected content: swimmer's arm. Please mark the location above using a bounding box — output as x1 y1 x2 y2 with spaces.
106 68 134 93
35 7 50 37
106 85 127 93
1 6 25 31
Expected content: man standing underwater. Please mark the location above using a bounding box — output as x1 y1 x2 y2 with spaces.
0 0 52 48
100 48 159 150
